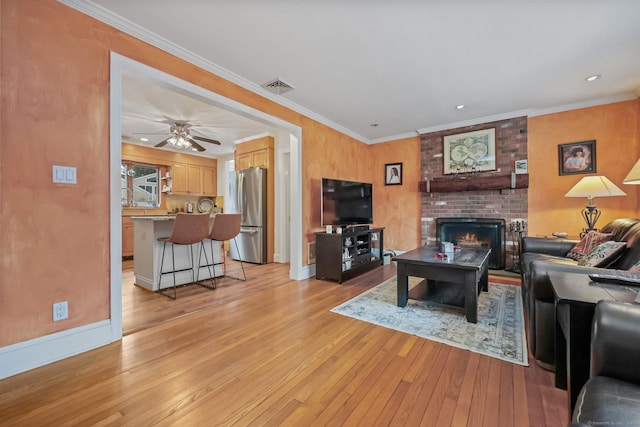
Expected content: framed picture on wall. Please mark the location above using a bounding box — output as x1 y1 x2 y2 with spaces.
515 159 528 174
558 140 596 175
443 128 496 174
385 163 403 185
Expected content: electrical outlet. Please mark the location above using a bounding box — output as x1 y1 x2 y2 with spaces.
53 301 68 321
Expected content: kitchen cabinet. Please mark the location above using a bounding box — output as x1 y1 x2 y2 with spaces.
122 216 134 257
170 163 188 194
201 166 217 196
170 163 217 196
130 216 223 291
236 148 270 170
187 164 202 195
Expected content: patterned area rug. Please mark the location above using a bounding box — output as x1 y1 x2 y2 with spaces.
331 277 528 366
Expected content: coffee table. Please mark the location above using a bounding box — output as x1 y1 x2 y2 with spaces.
393 246 491 323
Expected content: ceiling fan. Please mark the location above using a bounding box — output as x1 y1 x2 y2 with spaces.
137 121 221 152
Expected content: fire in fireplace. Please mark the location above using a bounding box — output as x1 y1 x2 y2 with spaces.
436 217 506 269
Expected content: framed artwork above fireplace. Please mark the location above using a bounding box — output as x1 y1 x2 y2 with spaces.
443 128 496 174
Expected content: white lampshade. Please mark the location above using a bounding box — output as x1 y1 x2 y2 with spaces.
623 159 640 184
565 176 626 200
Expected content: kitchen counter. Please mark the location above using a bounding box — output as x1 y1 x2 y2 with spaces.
131 215 223 291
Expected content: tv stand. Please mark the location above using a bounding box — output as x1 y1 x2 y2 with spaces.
346 224 370 233
315 227 384 283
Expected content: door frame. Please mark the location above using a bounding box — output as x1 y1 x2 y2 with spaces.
109 53 305 337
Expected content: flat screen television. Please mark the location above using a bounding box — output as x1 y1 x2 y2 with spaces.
321 178 373 226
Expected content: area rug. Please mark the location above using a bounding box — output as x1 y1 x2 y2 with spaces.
330 277 528 366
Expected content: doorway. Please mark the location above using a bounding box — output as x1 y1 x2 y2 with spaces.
110 54 304 337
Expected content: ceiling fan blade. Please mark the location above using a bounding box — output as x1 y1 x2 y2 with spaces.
189 140 206 152
192 135 221 145
155 138 170 148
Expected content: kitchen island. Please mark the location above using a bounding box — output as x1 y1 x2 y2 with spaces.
131 215 223 291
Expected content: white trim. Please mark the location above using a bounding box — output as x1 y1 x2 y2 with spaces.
527 94 637 117
288 132 306 280
110 53 124 342
415 109 533 135
58 0 367 144
0 321 112 379
274 131 291 264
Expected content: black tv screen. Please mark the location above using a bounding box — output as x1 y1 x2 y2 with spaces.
321 178 373 226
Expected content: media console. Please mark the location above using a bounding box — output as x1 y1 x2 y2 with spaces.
315 227 384 283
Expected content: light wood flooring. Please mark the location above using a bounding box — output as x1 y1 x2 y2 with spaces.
0 261 568 426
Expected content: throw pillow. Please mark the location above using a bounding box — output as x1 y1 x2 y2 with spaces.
577 241 627 267
566 231 613 261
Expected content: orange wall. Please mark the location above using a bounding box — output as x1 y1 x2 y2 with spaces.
303 124 372 264
0 0 376 346
528 99 640 236
368 136 422 251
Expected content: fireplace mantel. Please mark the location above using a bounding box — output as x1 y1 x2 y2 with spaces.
418 173 529 193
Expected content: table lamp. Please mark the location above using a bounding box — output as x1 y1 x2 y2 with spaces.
623 159 640 184
564 176 626 237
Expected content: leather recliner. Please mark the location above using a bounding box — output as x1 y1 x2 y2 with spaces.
572 300 640 424
520 218 640 369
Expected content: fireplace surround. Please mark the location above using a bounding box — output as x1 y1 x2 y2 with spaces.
436 217 506 269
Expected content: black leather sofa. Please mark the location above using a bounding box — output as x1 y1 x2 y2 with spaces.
571 300 640 424
520 218 640 368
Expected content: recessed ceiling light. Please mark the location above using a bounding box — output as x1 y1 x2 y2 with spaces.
585 74 601 82
140 137 149 142
456 104 465 110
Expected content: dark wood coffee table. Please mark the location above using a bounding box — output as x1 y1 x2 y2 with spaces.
393 246 491 323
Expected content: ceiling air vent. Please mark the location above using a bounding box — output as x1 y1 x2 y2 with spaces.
261 77 295 95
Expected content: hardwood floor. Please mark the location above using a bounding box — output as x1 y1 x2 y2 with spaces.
0 262 568 426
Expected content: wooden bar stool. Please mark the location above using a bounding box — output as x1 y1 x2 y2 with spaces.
198 213 246 288
157 213 211 299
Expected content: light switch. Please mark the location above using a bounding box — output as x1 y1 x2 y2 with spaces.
52 165 77 184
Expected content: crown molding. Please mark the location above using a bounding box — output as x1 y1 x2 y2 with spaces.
58 0 369 144
415 109 533 135
528 93 638 117
56 1 640 146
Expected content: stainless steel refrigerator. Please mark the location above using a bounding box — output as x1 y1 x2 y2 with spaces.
228 167 268 264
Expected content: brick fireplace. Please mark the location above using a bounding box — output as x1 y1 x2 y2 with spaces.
420 116 528 271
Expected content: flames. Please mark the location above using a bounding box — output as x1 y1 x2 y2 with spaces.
456 232 491 249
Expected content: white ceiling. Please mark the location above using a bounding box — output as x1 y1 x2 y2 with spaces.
121 72 278 157
65 0 640 154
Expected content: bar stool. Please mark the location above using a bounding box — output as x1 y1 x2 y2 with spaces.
157 213 211 299
198 213 246 288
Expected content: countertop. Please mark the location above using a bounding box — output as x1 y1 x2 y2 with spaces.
130 213 218 220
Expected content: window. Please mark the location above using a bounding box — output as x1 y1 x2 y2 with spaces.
121 163 160 208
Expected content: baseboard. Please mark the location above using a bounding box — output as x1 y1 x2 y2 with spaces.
0 320 115 380
292 264 315 280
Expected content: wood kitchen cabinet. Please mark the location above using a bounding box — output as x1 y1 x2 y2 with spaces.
236 149 269 170
236 148 270 170
170 162 216 196
187 164 202 195
170 163 189 194
122 216 134 257
201 166 217 196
